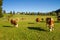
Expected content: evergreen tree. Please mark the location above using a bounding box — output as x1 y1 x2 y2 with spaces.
13 11 15 15
3 10 6 14
0 0 3 18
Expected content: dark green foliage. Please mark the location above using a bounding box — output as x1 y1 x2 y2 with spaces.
3 10 6 14
20 12 25 15
13 11 15 15
57 16 60 22
0 0 3 18
55 9 60 16
9 11 13 17
9 11 13 14
0 0 2 6
0 7 3 18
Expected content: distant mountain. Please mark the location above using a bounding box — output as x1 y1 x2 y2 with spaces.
55 9 60 13
50 9 60 16
54 9 60 16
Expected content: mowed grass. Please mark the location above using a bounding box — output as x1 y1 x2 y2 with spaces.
0 15 60 40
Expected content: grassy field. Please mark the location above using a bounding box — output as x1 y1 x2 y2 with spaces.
0 15 60 40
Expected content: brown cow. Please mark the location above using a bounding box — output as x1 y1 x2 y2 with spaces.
46 17 54 32
10 18 19 28
36 18 40 22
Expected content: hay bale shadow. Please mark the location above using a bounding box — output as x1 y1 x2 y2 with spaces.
28 27 47 32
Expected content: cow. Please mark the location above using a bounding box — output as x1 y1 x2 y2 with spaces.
46 17 54 32
10 18 19 28
36 18 40 22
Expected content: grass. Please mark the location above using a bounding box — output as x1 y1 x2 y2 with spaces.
0 15 60 40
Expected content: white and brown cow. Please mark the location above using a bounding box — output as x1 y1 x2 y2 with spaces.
10 18 19 28
46 17 54 32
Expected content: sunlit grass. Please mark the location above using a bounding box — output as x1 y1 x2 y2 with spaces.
0 15 60 40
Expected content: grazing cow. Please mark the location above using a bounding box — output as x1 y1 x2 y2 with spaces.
46 17 54 32
36 18 40 22
10 18 19 28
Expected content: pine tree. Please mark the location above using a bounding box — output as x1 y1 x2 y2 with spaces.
0 0 3 18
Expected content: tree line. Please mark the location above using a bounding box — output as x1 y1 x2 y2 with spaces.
2 9 60 16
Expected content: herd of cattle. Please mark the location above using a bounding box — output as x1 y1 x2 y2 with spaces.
7 16 55 32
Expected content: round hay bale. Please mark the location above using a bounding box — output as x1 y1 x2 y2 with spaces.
36 18 40 22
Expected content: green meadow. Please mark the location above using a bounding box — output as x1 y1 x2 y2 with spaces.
0 15 60 40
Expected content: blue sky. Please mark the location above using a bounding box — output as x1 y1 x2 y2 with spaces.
2 0 60 13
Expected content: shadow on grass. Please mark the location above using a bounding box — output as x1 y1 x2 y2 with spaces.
54 21 60 23
3 25 12 27
28 22 35 24
28 27 47 32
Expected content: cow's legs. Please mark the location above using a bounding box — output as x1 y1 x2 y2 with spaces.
15 24 18 28
49 27 52 32
49 25 54 32
52 27 54 31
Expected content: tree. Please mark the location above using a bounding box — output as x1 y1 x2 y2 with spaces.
3 10 6 14
55 9 60 16
20 12 25 15
0 0 3 6
10 11 13 14
9 11 13 17
52 12 56 16
13 11 15 15
30 12 35 15
0 0 3 18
